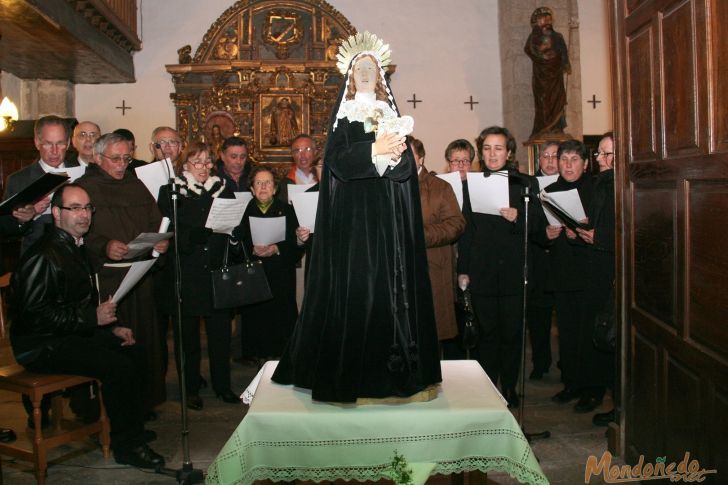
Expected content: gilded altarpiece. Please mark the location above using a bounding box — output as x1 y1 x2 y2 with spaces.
165 0 356 173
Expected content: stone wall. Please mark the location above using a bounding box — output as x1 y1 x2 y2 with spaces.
499 0 582 158
1 71 74 120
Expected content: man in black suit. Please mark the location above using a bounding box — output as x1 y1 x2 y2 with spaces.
2 115 80 253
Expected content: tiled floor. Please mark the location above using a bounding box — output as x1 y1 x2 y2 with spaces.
0 331 622 484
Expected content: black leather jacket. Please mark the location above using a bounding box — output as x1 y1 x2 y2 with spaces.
9 224 100 365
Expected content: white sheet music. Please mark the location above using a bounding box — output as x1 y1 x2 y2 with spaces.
249 216 286 245
112 259 157 303
64 166 87 183
135 159 175 201
123 232 174 259
152 217 170 258
234 191 254 208
436 171 464 210
540 189 586 226
290 192 318 232
287 183 316 195
205 198 246 235
535 174 559 191
467 171 510 215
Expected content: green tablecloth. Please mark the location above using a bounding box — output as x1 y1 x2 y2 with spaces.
206 360 548 485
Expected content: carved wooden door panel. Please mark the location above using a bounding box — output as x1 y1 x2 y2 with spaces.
612 0 727 478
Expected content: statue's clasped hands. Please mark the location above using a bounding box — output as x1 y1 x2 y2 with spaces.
374 132 406 160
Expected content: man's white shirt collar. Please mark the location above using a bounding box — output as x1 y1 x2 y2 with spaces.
38 159 66 173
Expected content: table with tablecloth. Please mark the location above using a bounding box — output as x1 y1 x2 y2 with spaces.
206 360 548 485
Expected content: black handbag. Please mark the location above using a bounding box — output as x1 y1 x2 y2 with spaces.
592 283 616 353
211 242 273 309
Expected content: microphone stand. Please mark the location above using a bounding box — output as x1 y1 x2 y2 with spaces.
517 178 551 443
156 174 204 484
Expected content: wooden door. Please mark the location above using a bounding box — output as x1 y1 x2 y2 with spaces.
611 0 728 478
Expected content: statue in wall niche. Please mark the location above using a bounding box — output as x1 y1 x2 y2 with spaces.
210 124 225 158
240 117 251 136
524 6 571 138
267 97 298 146
178 45 192 64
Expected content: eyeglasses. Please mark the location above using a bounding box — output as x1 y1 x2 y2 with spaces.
98 152 132 164
189 161 213 169
292 147 314 154
253 180 274 187
594 151 614 158
449 159 472 166
59 204 96 214
157 139 181 147
40 142 68 150
76 131 98 139
540 153 558 159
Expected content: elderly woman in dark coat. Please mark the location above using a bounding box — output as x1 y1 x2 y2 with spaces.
158 142 239 410
234 166 303 361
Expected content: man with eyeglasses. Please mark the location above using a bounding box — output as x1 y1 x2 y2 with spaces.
71 121 101 167
3 115 81 253
9 183 166 469
286 134 319 184
76 133 169 418
149 126 182 166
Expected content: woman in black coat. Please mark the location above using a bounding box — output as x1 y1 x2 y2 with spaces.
235 166 303 361
543 139 603 412
158 142 239 410
457 126 547 408
576 133 616 424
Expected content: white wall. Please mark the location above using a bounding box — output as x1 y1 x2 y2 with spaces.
577 0 612 135
75 0 502 171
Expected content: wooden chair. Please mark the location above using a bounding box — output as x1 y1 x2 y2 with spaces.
0 273 111 485
0 273 10 340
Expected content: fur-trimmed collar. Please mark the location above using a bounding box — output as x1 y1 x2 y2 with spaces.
176 172 225 198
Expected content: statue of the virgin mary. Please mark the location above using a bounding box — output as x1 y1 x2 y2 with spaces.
271 32 441 403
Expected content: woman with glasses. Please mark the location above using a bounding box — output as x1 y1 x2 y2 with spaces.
157 142 239 409
445 139 476 218
234 166 303 364
577 132 616 426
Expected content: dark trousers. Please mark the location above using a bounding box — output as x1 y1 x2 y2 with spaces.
554 290 587 389
527 303 553 373
472 294 523 390
575 286 614 396
173 313 232 395
25 330 146 452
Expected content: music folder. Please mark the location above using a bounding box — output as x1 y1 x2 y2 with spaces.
0 173 69 215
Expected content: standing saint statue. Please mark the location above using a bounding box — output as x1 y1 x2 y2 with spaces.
524 7 571 137
269 97 298 146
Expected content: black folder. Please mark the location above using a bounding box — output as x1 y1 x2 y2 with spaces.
539 195 590 230
0 173 69 215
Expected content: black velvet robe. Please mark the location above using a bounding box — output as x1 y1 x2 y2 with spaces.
272 118 442 402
